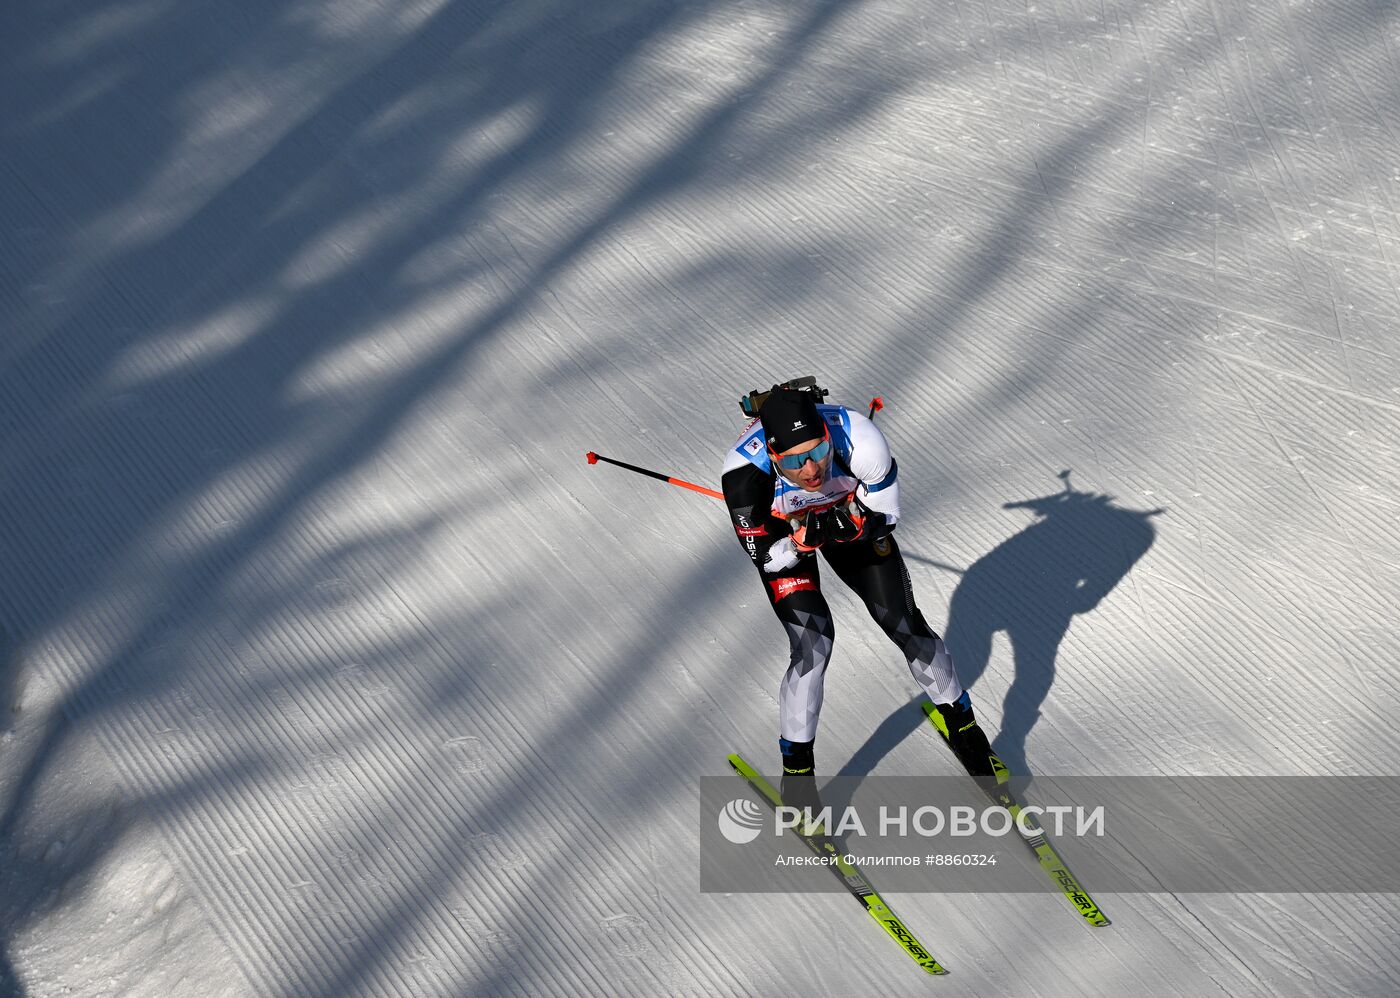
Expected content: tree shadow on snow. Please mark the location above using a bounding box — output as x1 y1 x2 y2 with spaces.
841 471 1162 780
13 0 1362 986
0 0 926 992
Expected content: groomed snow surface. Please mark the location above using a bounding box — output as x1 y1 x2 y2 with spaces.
4 0 1400 994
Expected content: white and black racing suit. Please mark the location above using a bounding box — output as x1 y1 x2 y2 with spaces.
720 404 965 746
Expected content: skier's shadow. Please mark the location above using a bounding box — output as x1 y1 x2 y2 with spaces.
841 472 1163 779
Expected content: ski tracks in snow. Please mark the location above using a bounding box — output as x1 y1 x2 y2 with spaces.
5 0 1400 993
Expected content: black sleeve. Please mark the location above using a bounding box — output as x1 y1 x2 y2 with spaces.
721 463 789 568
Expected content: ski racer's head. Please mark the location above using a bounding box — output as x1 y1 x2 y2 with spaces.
761 386 831 491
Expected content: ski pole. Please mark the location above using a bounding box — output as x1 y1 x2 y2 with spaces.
588 394 883 501
585 452 724 500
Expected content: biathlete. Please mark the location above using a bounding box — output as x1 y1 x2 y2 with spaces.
720 379 998 807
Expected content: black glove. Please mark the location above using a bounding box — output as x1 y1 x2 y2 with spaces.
797 505 864 548
824 504 865 543
862 508 893 542
848 495 894 543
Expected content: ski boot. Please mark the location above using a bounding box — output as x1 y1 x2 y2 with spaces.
935 692 1005 783
778 737 823 826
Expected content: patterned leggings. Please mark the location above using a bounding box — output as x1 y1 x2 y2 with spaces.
759 535 963 743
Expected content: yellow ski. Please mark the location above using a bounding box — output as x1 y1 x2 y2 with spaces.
922 702 1109 927
727 753 949 976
